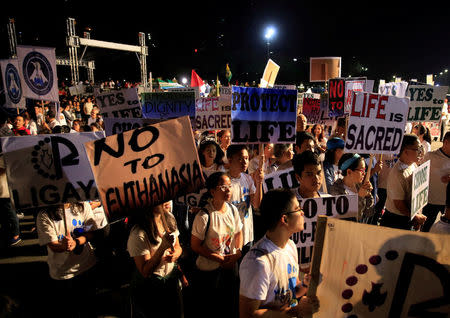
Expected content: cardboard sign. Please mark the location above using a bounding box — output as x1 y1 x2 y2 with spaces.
378 81 408 97
260 59 280 88
0 59 26 109
94 87 142 118
103 118 162 136
194 95 231 131
411 160 430 220
84 116 205 219
406 84 448 123
1 132 105 210
302 97 321 122
141 91 196 120
314 218 449 317
310 57 341 82
231 86 297 144
344 78 367 113
345 92 409 154
328 78 346 117
291 195 358 266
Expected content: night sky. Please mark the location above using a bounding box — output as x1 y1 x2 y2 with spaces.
1 0 449 87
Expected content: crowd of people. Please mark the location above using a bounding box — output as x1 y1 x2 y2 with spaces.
0 82 449 318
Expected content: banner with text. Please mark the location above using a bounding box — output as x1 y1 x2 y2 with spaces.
291 195 358 266
406 84 448 123
141 91 196 122
0 59 26 109
314 218 449 317
344 78 373 113
378 81 408 97
328 78 346 117
195 95 231 131
231 86 297 144
84 116 205 219
411 160 430 220
103 118 163 136
345 92 409 154
95 87 142 118
17 45 59 102
1 132 105 210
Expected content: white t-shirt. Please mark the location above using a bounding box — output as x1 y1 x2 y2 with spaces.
429 213 450 234
58 113 67 126
202 163 226 178
228 172 257 246
421 140 431 155
127 222 179 277
385 161 417 216
239 236 299 309
191 202 243 271
36 202 97 280
423 149 450 205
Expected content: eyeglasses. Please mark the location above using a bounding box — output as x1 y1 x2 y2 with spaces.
283 207 304 216
407 147 420 152
354 168 366 174
218 184 232 191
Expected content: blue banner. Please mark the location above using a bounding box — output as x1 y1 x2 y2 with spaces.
141 91 195 120
231 86 297 144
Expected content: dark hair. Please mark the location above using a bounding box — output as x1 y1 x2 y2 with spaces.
444 132 450 142
273 144 291 159
338 153 363 176
260 188 296 231
127 205 177 246
198 172 228 208
337 117 346 127
399 134 419 155
46 110 56 119
295 131 314 148
198 140 224 166
217 130 229 139
293 151 320 177
414 124 431 143
226 144 248 159
312 124 325 142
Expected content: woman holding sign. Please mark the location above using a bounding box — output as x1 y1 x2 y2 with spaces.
127 201 183 318
191 172 243 318
198 139 226 177
329 153 374 222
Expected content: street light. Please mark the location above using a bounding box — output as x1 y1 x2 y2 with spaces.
264 26 276 60
181 77 187 86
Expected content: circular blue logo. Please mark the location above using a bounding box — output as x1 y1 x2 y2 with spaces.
22 51 54 95
5 63 22 104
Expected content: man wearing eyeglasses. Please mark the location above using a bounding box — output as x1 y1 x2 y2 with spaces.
380 134 427 230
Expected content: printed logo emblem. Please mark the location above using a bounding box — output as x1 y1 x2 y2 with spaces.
22 51 53 95
5 63 22 104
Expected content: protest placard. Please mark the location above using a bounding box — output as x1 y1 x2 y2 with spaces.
17 45 59 103
194 95 231 131
103 118 162 136
290 195 358 266
344 78 367 113
328 78 346 117
0 59 26 109
260 59 280 88
273 84 297 91
411 160 430 220
310 57 341 82
231 86 297 144
345 92 409 154
141 91 196 121
1 132 105 210
263 167 299 193
94 87 142 118
378 81 408 97
313 217 449 317
84 116 205 219
302 97 321 122
406 84 448 122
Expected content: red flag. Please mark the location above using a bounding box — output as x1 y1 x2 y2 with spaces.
191 69 204 87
